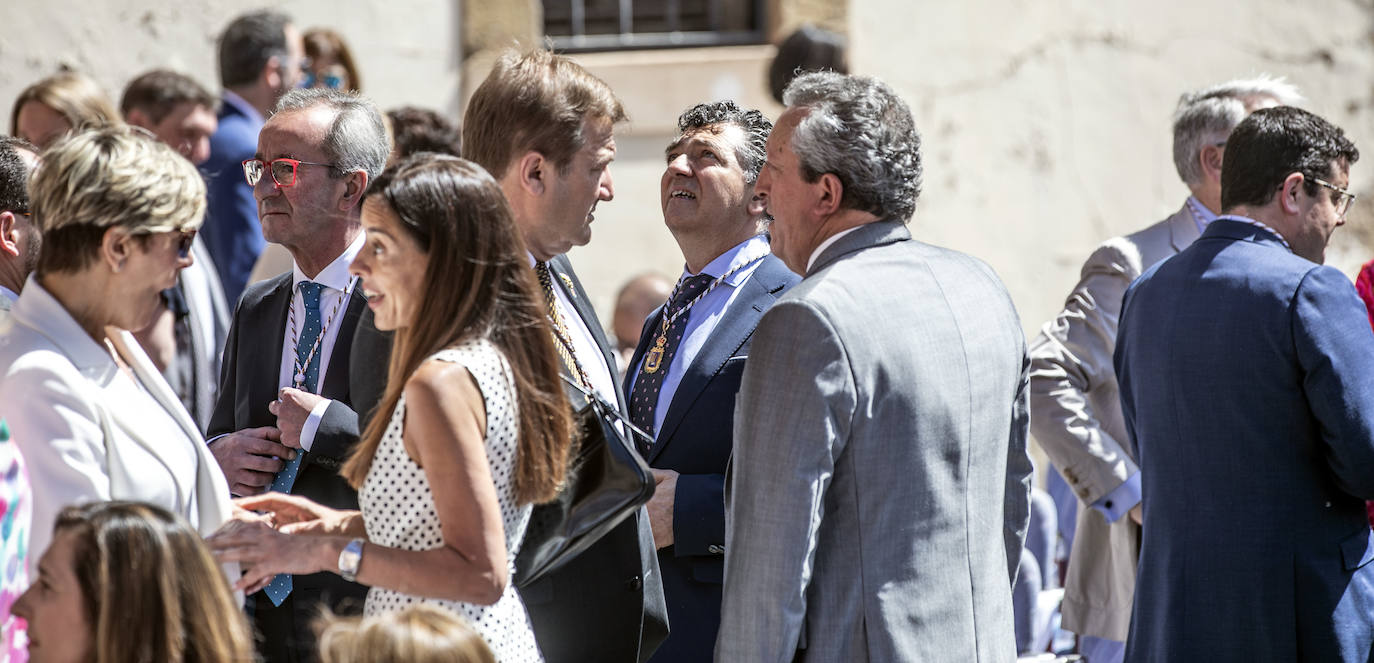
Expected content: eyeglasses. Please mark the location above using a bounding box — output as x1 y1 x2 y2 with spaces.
242 158 336 188
1312 177 1356 218
302 72 345 89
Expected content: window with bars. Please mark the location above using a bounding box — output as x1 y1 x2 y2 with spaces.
543 0 765 52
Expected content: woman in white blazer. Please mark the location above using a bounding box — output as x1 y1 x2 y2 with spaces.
0 126 233 577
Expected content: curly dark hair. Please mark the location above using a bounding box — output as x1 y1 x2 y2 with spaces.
387 106 463 161
0 136 36 214
675 100 772 183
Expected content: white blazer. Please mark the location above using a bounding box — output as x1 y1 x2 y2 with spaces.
0 276 234 577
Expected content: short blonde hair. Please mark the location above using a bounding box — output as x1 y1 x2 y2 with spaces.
30 125 205 274
316 604 497 663
10 71 121 138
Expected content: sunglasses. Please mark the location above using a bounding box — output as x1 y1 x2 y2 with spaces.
302 72 345 89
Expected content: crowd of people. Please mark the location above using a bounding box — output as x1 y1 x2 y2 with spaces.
0 7 1368 663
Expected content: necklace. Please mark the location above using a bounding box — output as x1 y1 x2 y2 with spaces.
288 276 357 391
643 248 768 374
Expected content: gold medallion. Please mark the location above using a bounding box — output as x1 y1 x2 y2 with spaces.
644 336 667 373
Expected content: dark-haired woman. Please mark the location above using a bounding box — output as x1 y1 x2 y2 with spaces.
211 155 572 662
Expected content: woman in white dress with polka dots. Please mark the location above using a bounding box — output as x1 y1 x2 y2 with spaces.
209 156 574 662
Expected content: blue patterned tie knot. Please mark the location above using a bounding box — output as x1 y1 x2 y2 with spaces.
264 280 326 606
669 274 714 316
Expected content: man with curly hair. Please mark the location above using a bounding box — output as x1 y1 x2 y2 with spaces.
622 100 798 663
717 71 1033 661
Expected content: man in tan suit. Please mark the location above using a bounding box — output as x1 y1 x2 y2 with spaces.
1027 75 1301 663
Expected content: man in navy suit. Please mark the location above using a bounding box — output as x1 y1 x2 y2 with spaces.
1115 106 1374 661
623 100 799 662
202 10 305 305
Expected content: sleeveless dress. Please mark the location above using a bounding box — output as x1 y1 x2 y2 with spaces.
359 340 542 662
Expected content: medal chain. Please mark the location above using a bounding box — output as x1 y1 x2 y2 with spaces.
288 276 357 392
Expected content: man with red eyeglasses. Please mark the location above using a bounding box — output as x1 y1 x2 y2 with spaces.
206 87 390 663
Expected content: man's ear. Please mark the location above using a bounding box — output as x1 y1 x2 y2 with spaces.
1279 172 1305 215
514 151 549 197
814 172 844 217
339 170 369 211
0 212 20 258
262 55 283 91
100 226 134 273
1200 143 1225 183
125 108 153 132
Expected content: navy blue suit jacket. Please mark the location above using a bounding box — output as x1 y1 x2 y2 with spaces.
622 254 798 663
1115 219 1374 662
202 94 265 306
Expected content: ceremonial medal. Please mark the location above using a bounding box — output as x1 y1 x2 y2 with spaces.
644 336 667 373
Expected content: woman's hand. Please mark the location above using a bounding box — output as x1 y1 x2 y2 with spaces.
233 492 359 536
207 518 336 594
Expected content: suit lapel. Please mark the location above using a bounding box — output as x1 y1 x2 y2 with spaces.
249 275 293 425
808 220 912 276
548 255 623 405
650 257 792 461
320 288 367 400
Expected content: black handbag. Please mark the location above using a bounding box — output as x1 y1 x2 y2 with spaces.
514 375 654 587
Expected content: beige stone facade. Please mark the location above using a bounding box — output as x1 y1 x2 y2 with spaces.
2 0 1371 340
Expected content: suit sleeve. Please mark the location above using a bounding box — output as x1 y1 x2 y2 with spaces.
717 300 854 662
1028 242 1140 506
1004 347 1034 586
205 292 248 439
308 400 360 460
672 472 725 556
2 361 111 576
1292 266 1374 498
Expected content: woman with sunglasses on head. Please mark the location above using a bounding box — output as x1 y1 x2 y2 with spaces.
211 155 573 661
303 28 362 92
0 126 236 583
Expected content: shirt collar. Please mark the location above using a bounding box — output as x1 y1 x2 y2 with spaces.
221 90 264 125
1212 214 1293 252
807 226 863 273
292 233 365 293
686 235 770 286
1185 196 1218 234
0 285 18 306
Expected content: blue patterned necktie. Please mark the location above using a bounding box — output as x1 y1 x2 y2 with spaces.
263 280 325 606
629 274 714 447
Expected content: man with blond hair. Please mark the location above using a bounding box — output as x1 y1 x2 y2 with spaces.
464 48 668 662
1028 75 1302 663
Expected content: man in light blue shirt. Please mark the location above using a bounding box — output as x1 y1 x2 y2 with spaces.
622 100 799 663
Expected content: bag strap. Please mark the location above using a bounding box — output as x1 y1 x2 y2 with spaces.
558 373 653 448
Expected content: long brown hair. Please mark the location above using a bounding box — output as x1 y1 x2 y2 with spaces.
54 501 255 663
342 155 572 504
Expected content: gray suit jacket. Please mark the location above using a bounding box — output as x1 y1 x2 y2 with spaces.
1027 202 1198 640
717 220 1033 662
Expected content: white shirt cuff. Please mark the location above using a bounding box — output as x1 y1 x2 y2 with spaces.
299 399 333 452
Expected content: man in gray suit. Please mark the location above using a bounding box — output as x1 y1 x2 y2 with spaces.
717 71 1033 662
1027 76 1301 663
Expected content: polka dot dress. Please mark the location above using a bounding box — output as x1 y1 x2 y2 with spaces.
360 339 542 662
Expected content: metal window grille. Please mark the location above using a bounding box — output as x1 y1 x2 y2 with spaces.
543 0 765 52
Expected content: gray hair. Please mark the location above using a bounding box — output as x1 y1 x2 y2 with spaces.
782 71 921 222
273 88 388 182
1172 75 1303 186
675 101 772 184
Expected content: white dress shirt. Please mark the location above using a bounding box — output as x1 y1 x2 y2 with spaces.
807 226 863 273
627 235 770 434
280 234 364 451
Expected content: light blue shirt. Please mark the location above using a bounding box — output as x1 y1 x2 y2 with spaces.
628 235 770 436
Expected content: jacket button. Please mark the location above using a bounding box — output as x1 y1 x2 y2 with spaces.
625 575 642 591
708 544 725 554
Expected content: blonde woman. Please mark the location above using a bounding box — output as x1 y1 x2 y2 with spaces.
317 604 496 663
0 126 233 576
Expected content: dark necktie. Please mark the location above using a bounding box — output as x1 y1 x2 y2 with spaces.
629 274 714 443
264 280 324 606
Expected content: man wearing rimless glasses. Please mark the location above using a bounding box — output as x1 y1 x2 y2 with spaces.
207 87 390 663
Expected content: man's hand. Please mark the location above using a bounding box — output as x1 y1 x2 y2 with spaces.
208 426 292 497
648 469 678 550
270 387 326 450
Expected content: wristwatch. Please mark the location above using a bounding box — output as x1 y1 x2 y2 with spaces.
338 538 365 582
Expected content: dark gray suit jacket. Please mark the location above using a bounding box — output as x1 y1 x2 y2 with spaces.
517 254 670 663
717 221 1032 661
